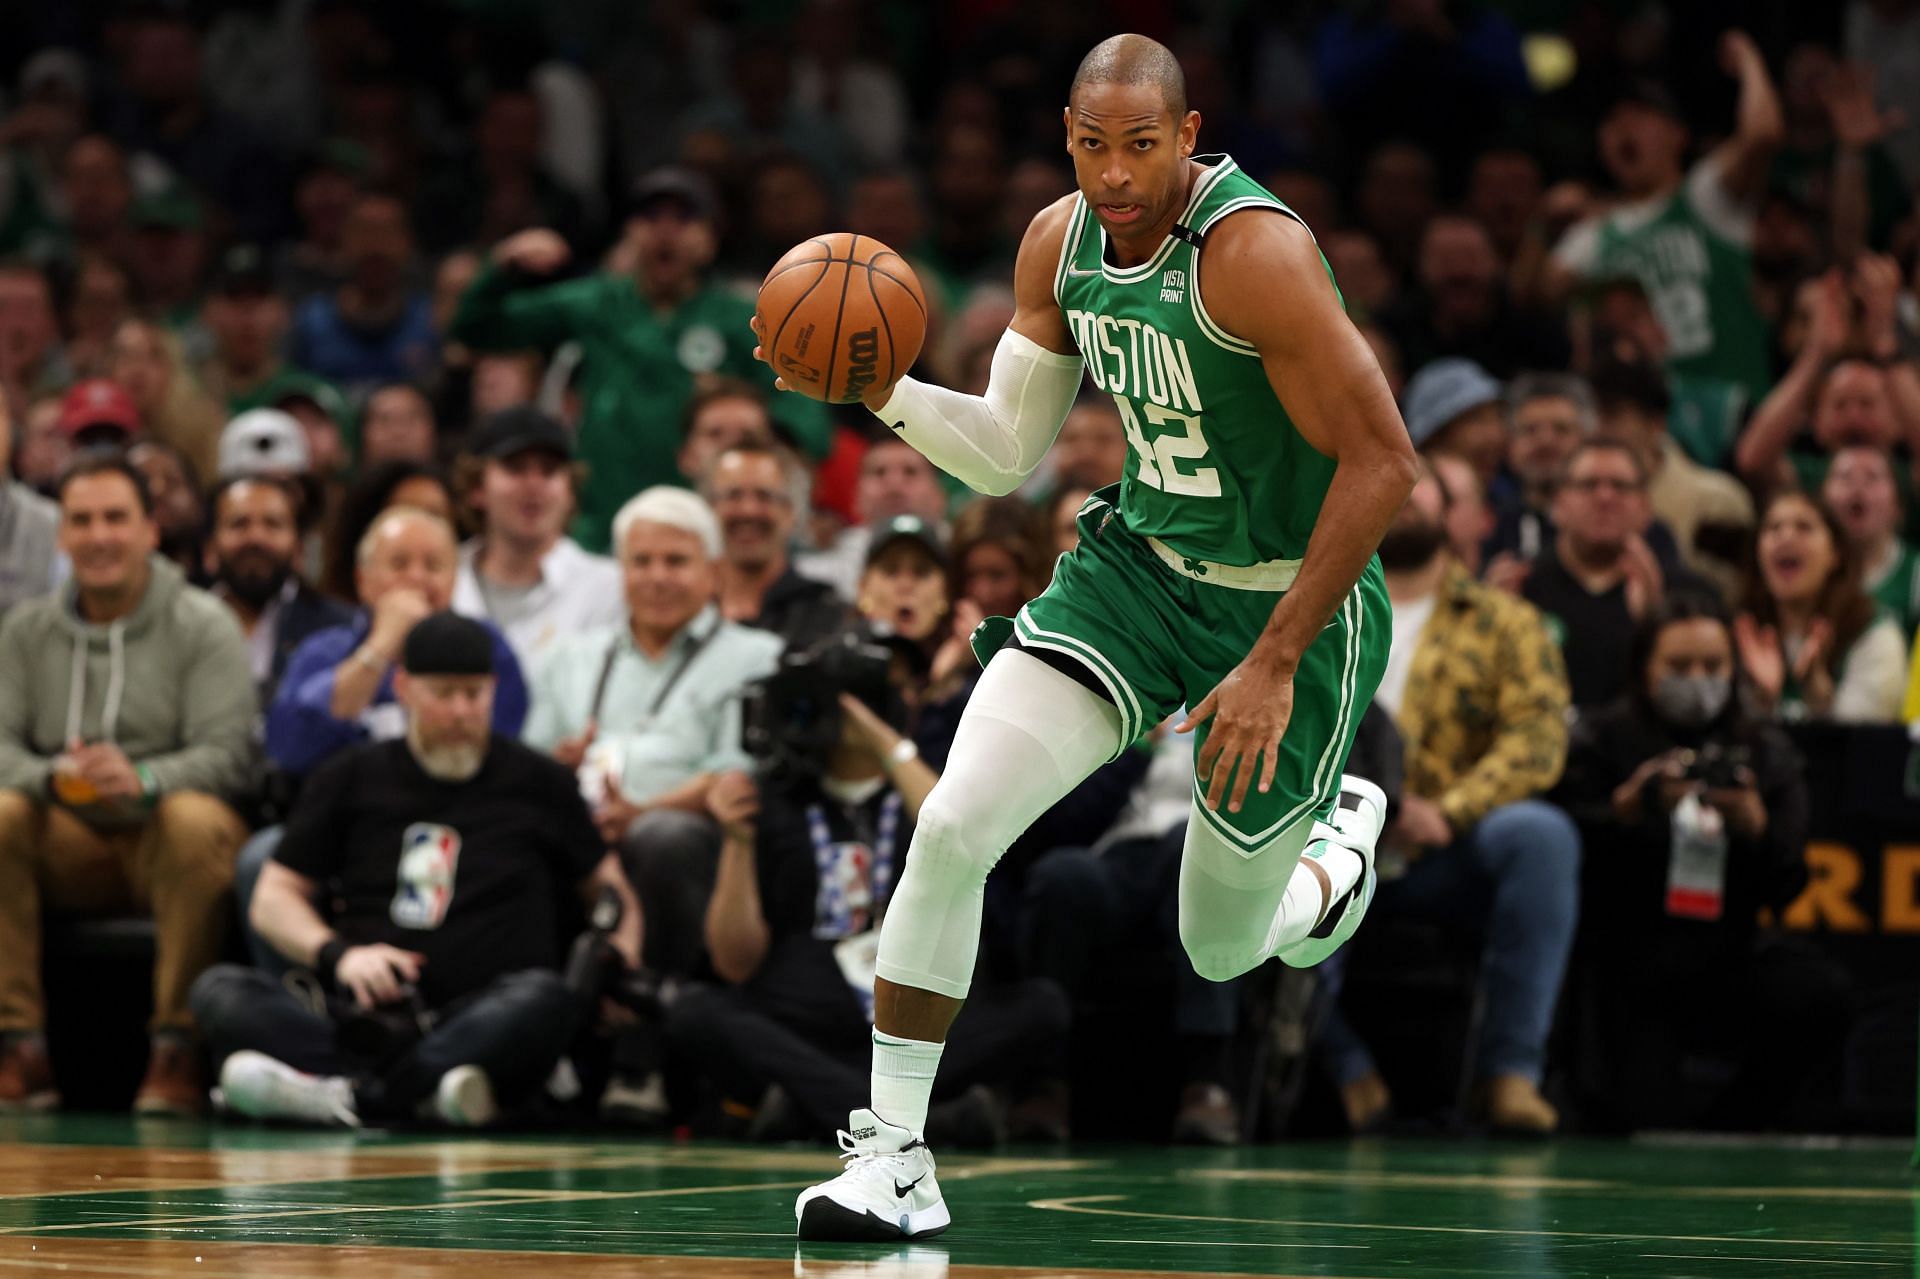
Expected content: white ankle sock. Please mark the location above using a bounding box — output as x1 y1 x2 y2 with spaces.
1265 841 1365 953
871 1029 943 1138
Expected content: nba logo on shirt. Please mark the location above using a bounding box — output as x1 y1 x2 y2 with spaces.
392 823 462 929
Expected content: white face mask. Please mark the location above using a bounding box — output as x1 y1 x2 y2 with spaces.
1653 674 1731 728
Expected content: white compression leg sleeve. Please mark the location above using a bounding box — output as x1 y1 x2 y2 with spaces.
874 648 1123 1000
873 329 1085 496
1177 811 1325 984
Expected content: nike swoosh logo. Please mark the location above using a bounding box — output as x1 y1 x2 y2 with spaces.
1063 265 1102 277
894 1175 925 1198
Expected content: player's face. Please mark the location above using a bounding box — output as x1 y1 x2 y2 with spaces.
1064 83 1199 244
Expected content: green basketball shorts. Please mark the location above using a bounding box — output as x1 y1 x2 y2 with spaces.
971 485 1390 853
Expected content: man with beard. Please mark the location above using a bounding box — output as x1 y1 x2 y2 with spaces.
204 476 351 705
702 442 847 652
1522 440 1711 709
191 612 641 1128
1316 456 1578 1136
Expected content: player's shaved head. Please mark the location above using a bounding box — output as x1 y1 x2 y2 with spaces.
1069 34 1187 119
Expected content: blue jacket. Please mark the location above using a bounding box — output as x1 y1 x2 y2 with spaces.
266 612 527 776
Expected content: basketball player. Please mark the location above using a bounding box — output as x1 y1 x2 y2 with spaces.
756 34 1416 1241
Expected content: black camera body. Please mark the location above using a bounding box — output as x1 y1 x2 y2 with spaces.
741 628 908 780
1683 741 1751 790
332 985 433 1067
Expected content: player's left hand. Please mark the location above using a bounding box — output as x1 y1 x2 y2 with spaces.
1175 650 1296 814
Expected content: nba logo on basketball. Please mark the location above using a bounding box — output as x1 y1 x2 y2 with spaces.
391 823 462 929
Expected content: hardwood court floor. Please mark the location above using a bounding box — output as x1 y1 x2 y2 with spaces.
0 1115 1911 1277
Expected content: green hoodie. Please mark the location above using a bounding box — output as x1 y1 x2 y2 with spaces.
0 556 254 825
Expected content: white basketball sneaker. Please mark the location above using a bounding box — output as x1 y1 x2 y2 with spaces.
217 1050 359 1128
1277 774 1388 969
796 1109 950 1241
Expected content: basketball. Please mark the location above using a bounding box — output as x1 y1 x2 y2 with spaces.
755 233 927 404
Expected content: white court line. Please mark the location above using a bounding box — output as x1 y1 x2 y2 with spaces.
1029 1195 1916 1253
1639 1255 1900 1268
0 1179 820 1237
1090 1238 1366 1251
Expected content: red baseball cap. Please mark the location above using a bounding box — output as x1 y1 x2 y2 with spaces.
57 380 141 438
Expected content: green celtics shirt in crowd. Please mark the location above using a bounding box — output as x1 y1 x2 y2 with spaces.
452 264 830 551
1554 155 1773 413
1054 155 1336 566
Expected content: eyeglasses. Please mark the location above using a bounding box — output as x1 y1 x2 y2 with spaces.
713 486 790 507
1565 476 1642 495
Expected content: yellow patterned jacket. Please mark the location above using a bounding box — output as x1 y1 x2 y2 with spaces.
1394 562 1571 832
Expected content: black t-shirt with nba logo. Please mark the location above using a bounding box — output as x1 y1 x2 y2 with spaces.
276 735 605 1006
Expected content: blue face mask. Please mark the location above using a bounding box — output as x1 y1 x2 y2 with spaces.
1653 674 1731 728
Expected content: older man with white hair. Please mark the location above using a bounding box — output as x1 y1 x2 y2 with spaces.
527 486 780 1123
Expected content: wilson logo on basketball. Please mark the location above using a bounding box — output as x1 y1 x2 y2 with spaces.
843 328 881 399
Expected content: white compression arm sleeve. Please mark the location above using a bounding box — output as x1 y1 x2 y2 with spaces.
872 329 1085 496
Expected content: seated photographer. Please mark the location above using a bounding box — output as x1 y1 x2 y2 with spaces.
526 487 782 980
1555 590 1846 1130
667 639 1069 1146
192 613 640 1128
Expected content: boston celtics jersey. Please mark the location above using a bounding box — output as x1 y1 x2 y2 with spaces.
1553 157 1772 406
1054 155 1336 567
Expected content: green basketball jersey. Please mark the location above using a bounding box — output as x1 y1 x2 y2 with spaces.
1570 159 1773 407
1054 155 1338 566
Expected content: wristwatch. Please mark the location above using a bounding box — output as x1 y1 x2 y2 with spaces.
887 738 919 767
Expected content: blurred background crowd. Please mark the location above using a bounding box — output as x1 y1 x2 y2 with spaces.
0 0 1914 1145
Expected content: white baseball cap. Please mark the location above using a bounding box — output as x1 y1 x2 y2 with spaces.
219 408 313 479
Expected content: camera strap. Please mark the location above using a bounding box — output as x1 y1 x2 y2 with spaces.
589 616 722 725
807 791 904 936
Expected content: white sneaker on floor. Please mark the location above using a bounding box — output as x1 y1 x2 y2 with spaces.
432 1065 496 1127
1278 774 1387 969
795 1109 949 1241
218 1050 359 1128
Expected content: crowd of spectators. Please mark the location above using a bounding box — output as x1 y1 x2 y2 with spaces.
0 0 1911 1139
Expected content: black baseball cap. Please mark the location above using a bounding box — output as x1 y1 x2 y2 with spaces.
627 166 717 221
402 612 494 677
211 244 274 298
467 406 573 462
866 515 947 571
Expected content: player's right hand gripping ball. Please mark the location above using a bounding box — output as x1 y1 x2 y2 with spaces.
756 233 927 404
